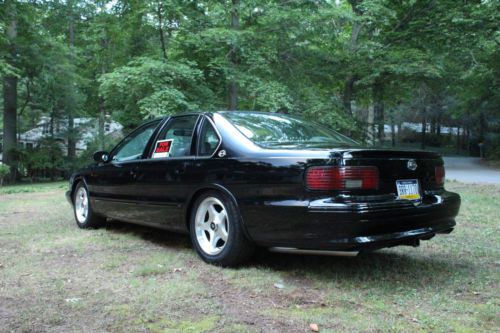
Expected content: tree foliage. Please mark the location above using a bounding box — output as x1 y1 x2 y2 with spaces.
1 0 499 181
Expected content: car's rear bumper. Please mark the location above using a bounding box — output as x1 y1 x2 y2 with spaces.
243 190 461 251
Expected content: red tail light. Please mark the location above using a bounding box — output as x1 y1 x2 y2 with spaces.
435 166 445 186
306 166 379 190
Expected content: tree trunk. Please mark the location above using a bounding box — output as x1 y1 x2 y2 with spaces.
50 113 55 181
157 2 168 61
67 116 76 160
372 80 384 145
397 122 402 145
430 117 436 135
229 0 239 110
456 126 461 154
390 110 396 147
367 105 375 145
98 97 106 151
2 4 18 181
67 1 76 162
421 107 427 150
98 32 109 151
342 2 362 117
2 77 17 167
465 127 471 155
343 75 355 116
479 111 486 140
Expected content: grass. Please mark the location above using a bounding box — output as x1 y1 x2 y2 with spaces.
0 181 498 332
0 180 66 194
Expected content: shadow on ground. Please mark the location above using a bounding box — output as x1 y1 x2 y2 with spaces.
104 220 464 290
105 220 192 250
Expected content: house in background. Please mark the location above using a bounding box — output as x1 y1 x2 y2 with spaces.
1 117 123 160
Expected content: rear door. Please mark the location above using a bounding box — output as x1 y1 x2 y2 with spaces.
133 115 201 230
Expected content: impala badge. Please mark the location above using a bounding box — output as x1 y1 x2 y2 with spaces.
407 159 418 171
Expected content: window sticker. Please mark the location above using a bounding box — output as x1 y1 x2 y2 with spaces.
152 139 173 158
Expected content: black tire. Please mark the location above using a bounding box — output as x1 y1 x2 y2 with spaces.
73 182 105 229
189 190 254 267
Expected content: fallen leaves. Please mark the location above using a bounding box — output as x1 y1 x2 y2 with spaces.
65 298 81 303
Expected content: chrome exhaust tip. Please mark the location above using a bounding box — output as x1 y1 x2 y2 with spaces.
269 247 359 257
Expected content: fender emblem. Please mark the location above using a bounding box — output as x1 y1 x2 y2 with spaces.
218 150 227 158
407 159 418 171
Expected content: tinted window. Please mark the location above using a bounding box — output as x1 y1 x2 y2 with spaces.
113 121 159 162
221 112 359 148
153 116 198 158
198 119 220 156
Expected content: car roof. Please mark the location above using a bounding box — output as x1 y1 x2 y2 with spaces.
163 110 279 118
143 111 283 126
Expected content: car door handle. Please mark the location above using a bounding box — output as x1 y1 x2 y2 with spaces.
129 166 139 179
174 162 189 175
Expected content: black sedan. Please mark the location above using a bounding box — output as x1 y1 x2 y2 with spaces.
66 111 461 266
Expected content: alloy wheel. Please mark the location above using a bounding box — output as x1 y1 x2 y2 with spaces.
75 187 89 223
194 197 229 255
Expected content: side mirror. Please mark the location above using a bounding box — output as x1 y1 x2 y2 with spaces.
93 151 109 163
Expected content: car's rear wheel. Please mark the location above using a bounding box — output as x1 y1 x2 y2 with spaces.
73 182 105 229
190 191 254 266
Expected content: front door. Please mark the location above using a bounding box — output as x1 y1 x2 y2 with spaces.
89 120 161 221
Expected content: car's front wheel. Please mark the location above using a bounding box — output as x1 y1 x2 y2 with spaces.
73 182 105 228
190 191 254 266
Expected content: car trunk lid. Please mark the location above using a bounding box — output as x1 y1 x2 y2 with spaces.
304 148 444 199
341 149 444 196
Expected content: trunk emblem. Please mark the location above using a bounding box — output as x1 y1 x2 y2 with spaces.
407 159 418 171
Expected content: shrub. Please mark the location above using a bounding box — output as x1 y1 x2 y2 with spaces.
0 163 10 186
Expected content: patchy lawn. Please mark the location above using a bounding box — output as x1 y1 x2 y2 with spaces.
0 182 498 332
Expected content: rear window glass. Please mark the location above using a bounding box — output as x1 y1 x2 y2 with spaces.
221 112 358 148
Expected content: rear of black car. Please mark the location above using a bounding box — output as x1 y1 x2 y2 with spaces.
216 111 460 253
299 149 460 252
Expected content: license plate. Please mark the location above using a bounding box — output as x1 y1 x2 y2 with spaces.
396 179 421 200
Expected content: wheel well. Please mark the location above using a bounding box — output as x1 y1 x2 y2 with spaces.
184 187 239 231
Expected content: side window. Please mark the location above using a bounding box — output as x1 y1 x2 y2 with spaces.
112 121 159 162
198 119 220 157
152 116 198 158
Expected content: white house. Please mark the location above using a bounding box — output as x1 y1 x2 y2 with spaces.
1 117 123 159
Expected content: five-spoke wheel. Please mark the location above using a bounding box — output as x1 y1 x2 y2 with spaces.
194 197 229 255
190 191 254 266
75 186 89 224
72 182 105 228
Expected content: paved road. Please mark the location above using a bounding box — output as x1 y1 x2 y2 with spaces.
443 157 500 185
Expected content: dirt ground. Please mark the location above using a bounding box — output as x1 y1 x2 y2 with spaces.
0 182 498 332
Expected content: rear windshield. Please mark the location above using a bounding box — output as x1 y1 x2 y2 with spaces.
221 112 359 148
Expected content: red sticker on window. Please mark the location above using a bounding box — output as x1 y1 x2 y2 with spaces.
152 139 173 158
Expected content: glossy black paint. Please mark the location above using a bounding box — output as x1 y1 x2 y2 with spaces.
67 111 461 252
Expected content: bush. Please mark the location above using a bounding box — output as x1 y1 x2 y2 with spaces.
18 138 65 181
0 163 10 186
486 136 500 160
